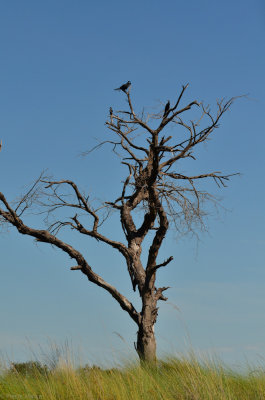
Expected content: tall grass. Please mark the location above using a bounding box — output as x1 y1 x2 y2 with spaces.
1 355 265 399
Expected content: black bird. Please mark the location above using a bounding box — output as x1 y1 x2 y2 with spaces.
163 100 170 117
109 107 113 123
114 81 131 93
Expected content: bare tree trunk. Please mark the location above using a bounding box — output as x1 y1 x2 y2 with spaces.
136 323 156 363
136 291 157 363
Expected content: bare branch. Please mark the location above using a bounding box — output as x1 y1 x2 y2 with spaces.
155 286 170 301
81 140 121 157
70 265 82 270
125 89 155 135
41 179 100 232
0 193 140 325
163 171 240 187
153 256 173 271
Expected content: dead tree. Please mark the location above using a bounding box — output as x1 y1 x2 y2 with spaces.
0 84 238 362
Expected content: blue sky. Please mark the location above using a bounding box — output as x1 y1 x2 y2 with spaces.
0 0 264 367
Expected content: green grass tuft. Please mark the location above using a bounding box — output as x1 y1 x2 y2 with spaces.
1 355 265 399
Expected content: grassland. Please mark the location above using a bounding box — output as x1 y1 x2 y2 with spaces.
1 354 265 400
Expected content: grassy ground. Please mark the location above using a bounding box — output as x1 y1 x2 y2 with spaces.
1 356 265 399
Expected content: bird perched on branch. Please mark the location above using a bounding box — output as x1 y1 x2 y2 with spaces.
109 107 113 122
163 100 170 117
114 81 131 93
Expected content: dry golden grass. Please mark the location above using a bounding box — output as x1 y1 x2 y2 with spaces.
1 354 265 399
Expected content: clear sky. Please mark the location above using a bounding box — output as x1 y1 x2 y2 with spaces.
0 0 264 368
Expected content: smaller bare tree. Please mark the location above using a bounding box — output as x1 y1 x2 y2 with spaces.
0 83 238 362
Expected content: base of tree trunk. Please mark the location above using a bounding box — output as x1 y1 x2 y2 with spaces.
136 325 157 363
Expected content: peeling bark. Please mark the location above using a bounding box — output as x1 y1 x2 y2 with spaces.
136 290 158 363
